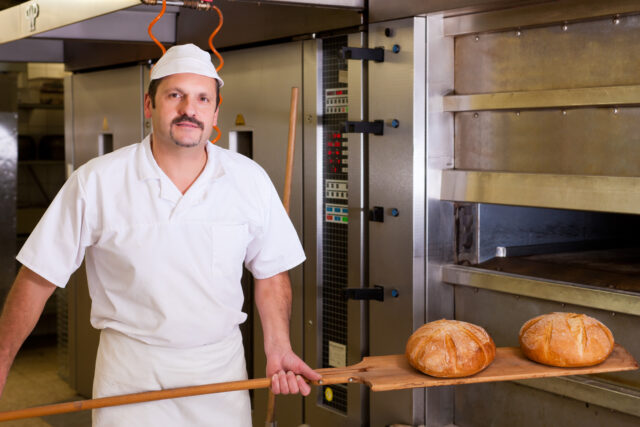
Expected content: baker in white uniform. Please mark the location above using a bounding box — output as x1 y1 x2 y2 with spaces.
0 44 321 426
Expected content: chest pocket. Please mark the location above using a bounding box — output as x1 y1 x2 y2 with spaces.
211 223 250 282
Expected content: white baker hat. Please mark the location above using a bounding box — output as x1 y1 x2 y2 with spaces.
150 43 224 87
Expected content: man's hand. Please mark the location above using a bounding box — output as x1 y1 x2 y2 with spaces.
266 349 321 396
254 271 321 397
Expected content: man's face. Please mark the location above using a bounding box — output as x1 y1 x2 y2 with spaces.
144 73 219 149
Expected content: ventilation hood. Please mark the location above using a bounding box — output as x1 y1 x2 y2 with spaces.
0 0 553 66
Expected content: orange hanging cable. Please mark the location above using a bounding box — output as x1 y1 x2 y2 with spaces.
209 5 224 144
208 5 224 72
147 0 167 56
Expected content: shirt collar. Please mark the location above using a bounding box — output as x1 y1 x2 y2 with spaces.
136 134 227 201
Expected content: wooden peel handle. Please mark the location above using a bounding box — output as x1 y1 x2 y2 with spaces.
282 87 299 214
0 377 272 422
266 86 300 425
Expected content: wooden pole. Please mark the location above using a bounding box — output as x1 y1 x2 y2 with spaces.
265 86 299 426
282 87 299 214
0 377 272 422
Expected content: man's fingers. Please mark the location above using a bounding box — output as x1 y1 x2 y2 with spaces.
297 375 311 396
271 374 280 394
286 371 299 394
278 371 290 394
297 361 322 381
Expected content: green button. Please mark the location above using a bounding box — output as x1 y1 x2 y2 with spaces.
342 217 348 222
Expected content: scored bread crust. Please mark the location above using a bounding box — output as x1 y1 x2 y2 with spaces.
519 312 614 367
405 319 496 378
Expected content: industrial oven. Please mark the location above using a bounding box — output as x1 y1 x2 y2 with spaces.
4 0 638 426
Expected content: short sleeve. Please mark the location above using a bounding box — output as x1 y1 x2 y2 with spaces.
244 176 306 279
17 172 92 287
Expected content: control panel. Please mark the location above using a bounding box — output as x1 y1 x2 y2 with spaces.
325 88 348 114
319 35 349 414
326 131 348 175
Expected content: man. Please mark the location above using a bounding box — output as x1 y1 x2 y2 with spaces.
0 44 320 426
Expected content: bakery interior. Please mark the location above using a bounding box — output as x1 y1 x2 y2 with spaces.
1 0 640 426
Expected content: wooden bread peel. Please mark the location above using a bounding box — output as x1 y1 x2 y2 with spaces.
315 344 637 391
0 344 635 422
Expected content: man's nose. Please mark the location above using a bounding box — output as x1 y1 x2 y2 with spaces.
178 95 197 116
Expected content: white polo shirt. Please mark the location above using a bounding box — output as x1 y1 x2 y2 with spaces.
17 135 306 348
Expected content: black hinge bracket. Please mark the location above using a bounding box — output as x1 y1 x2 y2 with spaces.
342 120 384 136
344 285 385 302
369 206 384 222
341 46 385 63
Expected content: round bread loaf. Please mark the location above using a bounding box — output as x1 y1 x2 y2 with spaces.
519 312 614 367
405 319 496 378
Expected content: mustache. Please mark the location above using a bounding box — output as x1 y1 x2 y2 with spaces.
171 114 204 130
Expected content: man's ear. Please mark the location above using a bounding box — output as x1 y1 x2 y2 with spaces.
143 93 153 119
212 104 220 127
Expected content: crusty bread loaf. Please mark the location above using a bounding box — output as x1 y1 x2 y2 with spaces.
519 312 614 367
405 319 496 378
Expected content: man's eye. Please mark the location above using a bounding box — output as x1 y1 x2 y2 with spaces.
169 93 180 98
200 97 210 103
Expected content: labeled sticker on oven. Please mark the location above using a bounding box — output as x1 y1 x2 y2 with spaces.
328 340 347 368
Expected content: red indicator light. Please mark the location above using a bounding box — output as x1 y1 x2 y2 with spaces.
337 133 342 138
327 151 332 155
330 159 334 164
336 90 343 95
337 159 341 164
333 167 337 172
327 215 332 220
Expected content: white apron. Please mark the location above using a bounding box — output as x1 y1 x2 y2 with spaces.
92 328 251 427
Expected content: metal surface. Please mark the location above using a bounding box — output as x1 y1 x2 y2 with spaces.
443 264 640 316
425 14 456 427
344 31 368 427
453 286 640 425
0 0 139 44
213 42 306 427
444 85 640 112
455 14 640 94
31 6 177 42
68 66 146 168
177 1 361 51
0 74 17 112
454 380 640 427
236 0 363 7
368 0 550 24
441 170 640 215
453 287 640 384
494 240 627 258
302 37 327 427
444 0 640 36
514 375 640 418
0 39 63 62
455 108 640 176
475 204 632 263
367 18 426 427
0 111 17 302
63 41 164 73
447 4 640 426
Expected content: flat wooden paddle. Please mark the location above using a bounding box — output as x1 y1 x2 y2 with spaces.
0 344 635 422
314 343 637 391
